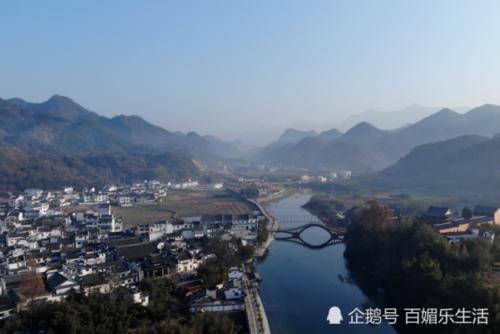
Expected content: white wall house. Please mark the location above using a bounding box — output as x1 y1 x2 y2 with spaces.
224 288 243 300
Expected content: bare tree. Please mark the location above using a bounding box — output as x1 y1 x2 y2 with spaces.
19 258 46 301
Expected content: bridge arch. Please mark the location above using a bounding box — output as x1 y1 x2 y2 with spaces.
273 223 344 249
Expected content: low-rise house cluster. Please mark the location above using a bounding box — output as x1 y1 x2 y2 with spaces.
0 180 265 320
169 179 199 190
422 205 499 244
134 211 264 244
0 210 214 320
3 180 197 215
80 180 171 206
177 212 263 242
189 266 248 313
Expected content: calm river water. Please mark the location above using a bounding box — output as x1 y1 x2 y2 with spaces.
256 192 397 334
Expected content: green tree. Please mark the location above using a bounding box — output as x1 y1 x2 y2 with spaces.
462 206 473 219
191 313 238 334
343 201 500 333
197 261 227 289
257 218 270 245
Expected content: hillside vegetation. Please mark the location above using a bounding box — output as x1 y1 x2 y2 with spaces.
0 142 199 191
368 135 500 200
0 96 203 190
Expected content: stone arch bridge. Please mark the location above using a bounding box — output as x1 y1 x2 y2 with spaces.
272 217 345 249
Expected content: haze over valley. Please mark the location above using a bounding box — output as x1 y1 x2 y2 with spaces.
2 94 500 201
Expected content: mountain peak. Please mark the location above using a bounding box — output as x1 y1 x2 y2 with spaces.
44 94 83 108
437 107 456 113
47 94 73 102
344 121 381 135
340 122 385 145
465 104 500 120
413 108 461 124
33 94 96 122
5 97 31 110
274 128 318 145
110 114 151 128
6 97 27 104
434 108 459 117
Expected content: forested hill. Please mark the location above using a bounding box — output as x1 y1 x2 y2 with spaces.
0 95 204 190
368 135 500 200
1 95 212 156
0 141 199 191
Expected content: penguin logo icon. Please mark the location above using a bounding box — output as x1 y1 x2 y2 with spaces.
326 306 343 324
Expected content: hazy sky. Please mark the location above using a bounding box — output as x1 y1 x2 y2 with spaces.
2 0 500 144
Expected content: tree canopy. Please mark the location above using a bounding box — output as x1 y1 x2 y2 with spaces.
344 201 500 333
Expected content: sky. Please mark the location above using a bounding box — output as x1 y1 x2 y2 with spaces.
2 0 500 144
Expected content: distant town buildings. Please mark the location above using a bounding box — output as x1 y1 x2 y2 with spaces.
298 170 352 184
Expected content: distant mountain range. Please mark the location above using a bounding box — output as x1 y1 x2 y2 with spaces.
334 104 470 131
257 104 500 173
0 95 243 190
3 94 500 199
3 95 223 157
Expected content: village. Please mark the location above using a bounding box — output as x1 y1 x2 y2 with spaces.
1 178 499 332
0 180 270 331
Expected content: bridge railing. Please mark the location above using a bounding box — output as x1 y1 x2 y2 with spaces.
273 214 322 225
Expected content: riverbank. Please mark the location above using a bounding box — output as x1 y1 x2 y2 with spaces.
248 197 278 257
241 198 275 333
301 194 348 231
257 186 299 205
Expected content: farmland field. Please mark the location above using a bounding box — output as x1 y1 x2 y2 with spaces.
114 205 174 227
159 189 256 216
115 189 256 227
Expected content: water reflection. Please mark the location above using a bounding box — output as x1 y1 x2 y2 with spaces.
298 226 331 245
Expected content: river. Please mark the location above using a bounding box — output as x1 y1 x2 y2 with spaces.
256 192 397 334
